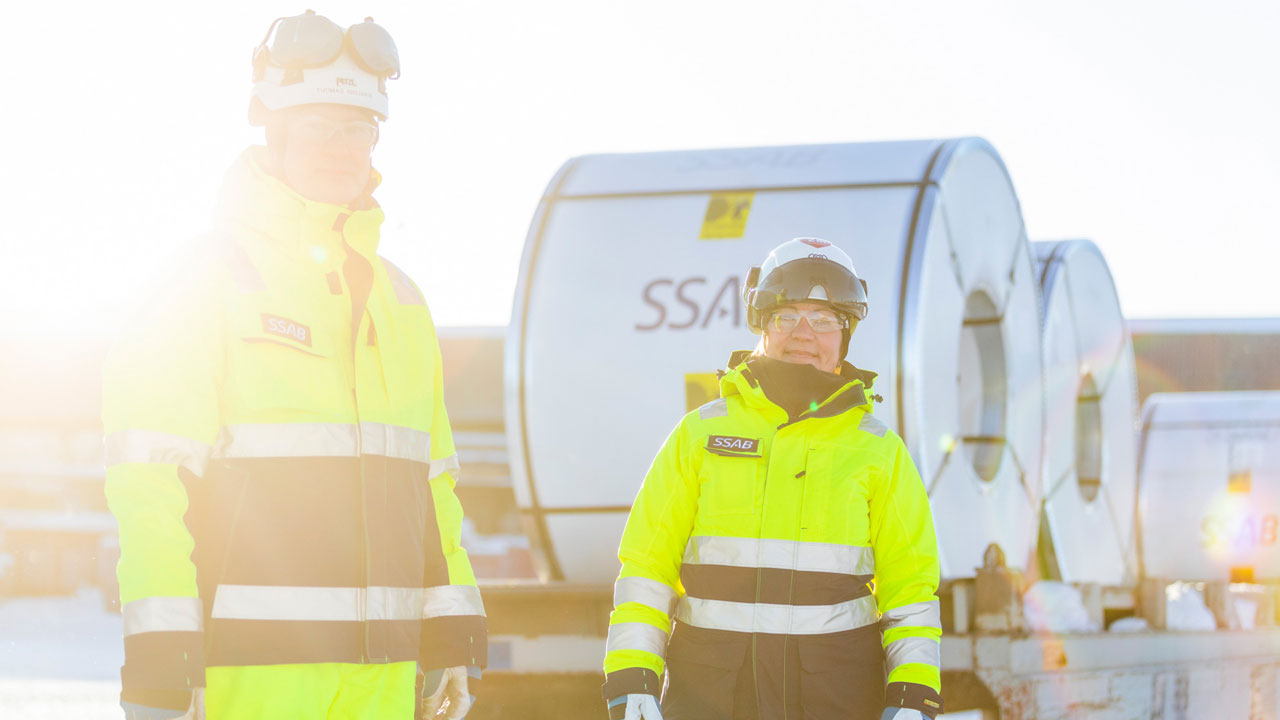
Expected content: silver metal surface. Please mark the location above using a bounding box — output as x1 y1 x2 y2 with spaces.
1139 391 1280 580
1034 239 1139 585
899 141 1044 578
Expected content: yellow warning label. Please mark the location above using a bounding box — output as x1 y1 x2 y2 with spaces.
699 192 754 240
685 372 721 412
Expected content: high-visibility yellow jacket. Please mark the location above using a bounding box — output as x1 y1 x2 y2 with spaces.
103 148 485 711
603 357 942 718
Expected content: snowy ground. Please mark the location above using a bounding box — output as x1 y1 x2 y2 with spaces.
0 588 122 718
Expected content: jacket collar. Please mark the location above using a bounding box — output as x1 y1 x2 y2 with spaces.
719 352 877 421
212 147 385 269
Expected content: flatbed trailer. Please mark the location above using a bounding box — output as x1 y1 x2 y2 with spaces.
472 582 1280 719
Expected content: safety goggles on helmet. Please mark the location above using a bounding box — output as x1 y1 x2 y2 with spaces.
767 309 847 334
748 256 869 322
252 10 400 83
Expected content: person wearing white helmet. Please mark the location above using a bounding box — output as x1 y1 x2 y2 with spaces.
603 238 943 720
103 10 483 720
248 10 396 208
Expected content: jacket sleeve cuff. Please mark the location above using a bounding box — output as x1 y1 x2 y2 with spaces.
601 667 663 702
119 688 193 714
885 681 943 718
420 615 488 669
120 630 204 708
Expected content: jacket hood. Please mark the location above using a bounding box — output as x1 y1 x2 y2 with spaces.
213 147 385 264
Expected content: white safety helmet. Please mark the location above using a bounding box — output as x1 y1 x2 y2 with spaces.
249 10 400 125
743 237 869 357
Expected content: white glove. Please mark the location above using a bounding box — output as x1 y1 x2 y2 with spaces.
608 693 663 720
423 665 471 719
182 689 206 720
879 708 926 720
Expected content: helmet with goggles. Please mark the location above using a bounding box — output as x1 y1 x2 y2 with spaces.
249 10 400 125
743 237 869 358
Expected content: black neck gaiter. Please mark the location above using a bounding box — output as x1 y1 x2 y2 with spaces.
744 356 849 420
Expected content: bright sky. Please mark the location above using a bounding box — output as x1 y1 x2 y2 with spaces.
5 0 1278 341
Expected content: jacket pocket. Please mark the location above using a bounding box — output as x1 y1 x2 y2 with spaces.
697 452 764 518
800 445 874 543
796 628 885 720
662 624 749 720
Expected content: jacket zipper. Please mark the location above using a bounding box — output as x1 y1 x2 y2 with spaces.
752 424 777 720
340 260 372 663
781 445 808 720
336 226 375 663
355 386 371 662
757 422 807 720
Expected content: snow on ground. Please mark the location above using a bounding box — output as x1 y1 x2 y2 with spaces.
0 678 120 719
0 588 122 717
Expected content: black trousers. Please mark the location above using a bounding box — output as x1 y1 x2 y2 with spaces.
661 624 885 720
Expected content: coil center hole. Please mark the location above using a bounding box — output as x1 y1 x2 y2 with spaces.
958 290 1007 483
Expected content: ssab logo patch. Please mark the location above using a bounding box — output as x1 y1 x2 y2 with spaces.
707 435 760 454
261 314 312 347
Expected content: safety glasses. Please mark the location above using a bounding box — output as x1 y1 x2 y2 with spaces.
768 309 847 334
289 114 380 150
253 10 401 81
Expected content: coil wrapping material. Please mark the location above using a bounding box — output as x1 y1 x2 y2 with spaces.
899 142 1044 578
1139 392 1280 581
1034 240 1139 585
508 139 1043 581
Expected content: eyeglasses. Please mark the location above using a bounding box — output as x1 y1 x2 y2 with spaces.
253 11 401 81
768 309 846 334
290 115 380 150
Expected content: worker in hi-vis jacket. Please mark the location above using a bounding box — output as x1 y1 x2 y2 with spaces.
602 238 943 720
102 11 483 719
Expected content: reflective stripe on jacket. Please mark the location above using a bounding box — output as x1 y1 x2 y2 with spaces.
103 148 486 705
603 358 941 712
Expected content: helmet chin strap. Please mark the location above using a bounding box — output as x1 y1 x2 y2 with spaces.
263 117 289 172
840 319 858 361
